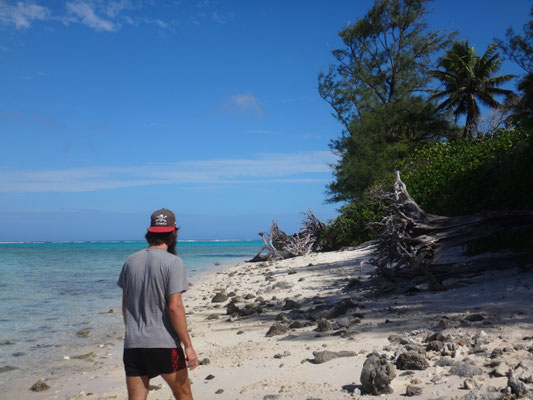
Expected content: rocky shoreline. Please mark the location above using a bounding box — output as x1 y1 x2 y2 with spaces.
2 244 532 399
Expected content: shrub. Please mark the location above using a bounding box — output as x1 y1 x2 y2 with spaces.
320 183 390 251
398 129 533 216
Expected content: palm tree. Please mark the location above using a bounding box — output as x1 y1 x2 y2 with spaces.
429 41 515 137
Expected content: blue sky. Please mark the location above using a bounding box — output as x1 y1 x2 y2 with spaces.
0 0 530 241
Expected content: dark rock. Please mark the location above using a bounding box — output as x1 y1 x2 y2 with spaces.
211 293 228 303
0 366 18 373
450 362 483 377
316 319 332 332
312 350 356 363
255 296 265 303
227 291 237 297
396 351 429 370
298 277 305 282
148 384 162 391
265 323 287 337
426 332 446 342
426 340 444 352
360 354 396 395
272 282 292 290
1 341 14 345
237 330 244 335
404 344 426 356
231 296 244 303
282 300 300 311
263 395 280 400
215 388 223 394
406 385 423 396
306 304 334 321
205 374 215 380
288 270 297 275
244 293 255 300
465 314 485 322
199 358 210 366
11 352 25 357
326 298 357 318
289 320 305 329
30 379 50 392
508 375 528 396
207 314 219 320
76 328 91 337
226 302 241 315
435 357 455 367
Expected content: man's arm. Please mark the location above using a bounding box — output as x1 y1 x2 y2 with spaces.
168 292 198 369
122 289 126 324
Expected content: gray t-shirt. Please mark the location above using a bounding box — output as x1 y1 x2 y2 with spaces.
117 248 188 348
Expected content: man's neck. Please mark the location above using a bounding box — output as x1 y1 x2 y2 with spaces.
148 244 168 251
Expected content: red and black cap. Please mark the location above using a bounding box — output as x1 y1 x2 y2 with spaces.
148 208 177 233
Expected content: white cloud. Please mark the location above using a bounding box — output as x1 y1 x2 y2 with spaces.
224 93 265 117
0 0 173 32
0 151 336 193
0 1 50 29
65 1 116 32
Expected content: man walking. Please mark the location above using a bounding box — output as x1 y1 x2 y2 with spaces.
118 208 197 400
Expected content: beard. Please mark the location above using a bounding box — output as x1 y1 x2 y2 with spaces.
167 230 178 255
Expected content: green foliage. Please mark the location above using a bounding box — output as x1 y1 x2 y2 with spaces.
327 97 456 203
399 129 533 216
320 199 386 251
429 41 515 137
319 0 455 202
321 182 391 250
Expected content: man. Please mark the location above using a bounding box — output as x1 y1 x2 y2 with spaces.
118 208 198 400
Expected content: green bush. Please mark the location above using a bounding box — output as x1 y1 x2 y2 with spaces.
398 129 533 216
320 184 389 251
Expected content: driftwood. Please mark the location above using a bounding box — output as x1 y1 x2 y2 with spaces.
370 171 533 291
249 210 325 262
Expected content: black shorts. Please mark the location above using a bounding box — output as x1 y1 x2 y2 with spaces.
123 347 187 379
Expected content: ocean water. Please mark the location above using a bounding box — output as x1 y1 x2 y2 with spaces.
0 240 261 383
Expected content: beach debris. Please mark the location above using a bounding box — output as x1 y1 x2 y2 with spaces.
311 350 356 363
211 293 228 303
316 318 333 332
395 351 429 370
76 328 91 338
30 379 50 392
405 385 423 396
71 352 95 361
265 322 287 337
274 351 291 359
360 353 396 395
250 210 325 261
0 366 18 373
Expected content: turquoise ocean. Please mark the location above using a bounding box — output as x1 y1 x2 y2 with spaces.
0 240 262 382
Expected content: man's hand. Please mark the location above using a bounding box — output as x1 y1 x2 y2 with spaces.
184 345 198 370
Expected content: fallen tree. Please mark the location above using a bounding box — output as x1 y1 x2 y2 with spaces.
249 210 325 262
370 171 533 291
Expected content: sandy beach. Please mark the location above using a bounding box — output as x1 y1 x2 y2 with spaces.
5 243 533 400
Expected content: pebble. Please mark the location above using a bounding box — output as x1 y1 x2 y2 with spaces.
205 374 215 380
76 328 91 338
215 388 224 394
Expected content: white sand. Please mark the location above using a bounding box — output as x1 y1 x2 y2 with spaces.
5 244 533 400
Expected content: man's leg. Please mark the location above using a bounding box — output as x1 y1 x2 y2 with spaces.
161 368 193 400
126 376 150 400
